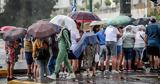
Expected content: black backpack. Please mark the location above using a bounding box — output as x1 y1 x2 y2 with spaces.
36 40 49 60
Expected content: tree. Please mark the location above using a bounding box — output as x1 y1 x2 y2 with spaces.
0 0 57 27
113 0 119 5
0 0 21 27
105 0 111 6
120 0 131 16
94 2 100 9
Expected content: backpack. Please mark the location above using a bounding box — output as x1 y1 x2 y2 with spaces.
36 40 49 60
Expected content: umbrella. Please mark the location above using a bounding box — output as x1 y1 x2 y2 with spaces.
0 26 16 32
27 20 62 38
72 32 98 58
132 18 150 26
89 21 106 26
3 28 26 41
50 15 79 33
69 11 101 23
106 15 131 25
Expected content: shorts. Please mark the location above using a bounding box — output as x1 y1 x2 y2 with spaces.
134 48 144 60
117 45 122 55
68 50 77 59
25 52 33 65
99 45 108 63
147 46 160 57
106 41 117 57
123 48 133 60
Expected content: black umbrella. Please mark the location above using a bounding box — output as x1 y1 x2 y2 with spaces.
27 20 62 38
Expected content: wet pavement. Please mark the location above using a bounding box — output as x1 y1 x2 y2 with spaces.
0 39 160 84
5 70 160 84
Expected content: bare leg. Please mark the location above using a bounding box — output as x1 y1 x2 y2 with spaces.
10 63 14 78
7 63 10 78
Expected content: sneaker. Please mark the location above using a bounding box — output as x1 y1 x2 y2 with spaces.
66 73 76 79
112 70 119 74
59 72 63 78
48 73 56 80
96 70 101 73
64 71 69 77
118 70 121 73
104 70 110 73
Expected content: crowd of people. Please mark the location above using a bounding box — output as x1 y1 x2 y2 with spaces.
4 17 160 82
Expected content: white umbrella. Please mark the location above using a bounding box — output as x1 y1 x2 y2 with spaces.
50 15 80 38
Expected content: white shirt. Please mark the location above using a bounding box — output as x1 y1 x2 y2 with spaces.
117 37 122 45
105 26 120 42
134 31 145 48
70 31 80 50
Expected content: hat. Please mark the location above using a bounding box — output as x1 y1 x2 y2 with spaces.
83 22 91 32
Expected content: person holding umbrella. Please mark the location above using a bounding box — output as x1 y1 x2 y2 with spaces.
48 24 76 80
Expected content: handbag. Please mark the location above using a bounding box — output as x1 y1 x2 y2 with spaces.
95 53 100 63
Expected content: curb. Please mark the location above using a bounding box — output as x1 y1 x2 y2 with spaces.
0 68 27 77
0 68 7 77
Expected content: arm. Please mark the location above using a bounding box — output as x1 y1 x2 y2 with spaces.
32 41 37 59
144 35 148 47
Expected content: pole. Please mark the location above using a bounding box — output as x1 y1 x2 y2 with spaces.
145 0 148 17
89 0 92 12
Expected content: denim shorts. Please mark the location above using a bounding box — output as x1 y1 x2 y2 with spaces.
99 45 108 63
25 52 33 65
117 45 122 55
106 41 117 57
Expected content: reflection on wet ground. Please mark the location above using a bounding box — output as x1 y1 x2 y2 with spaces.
5 70 160 84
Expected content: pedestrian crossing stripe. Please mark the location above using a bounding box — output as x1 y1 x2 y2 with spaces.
8 80 41 84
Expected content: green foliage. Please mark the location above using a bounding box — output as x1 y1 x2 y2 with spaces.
148 9 160 21
105 0 111 6
113 0 119 5
0 0 21 27
0 0 57 28
94 2 100 9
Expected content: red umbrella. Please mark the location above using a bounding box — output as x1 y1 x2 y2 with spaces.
69 11 101 23
3 28 26 41
0 26 16 32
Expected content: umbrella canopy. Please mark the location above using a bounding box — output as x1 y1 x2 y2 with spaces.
50 15 80 37
132 18 150 26
69 11 101 23
89 21 106 26
0 26 16 32
106 15 131 25
27 20 62 38
3 28 26 41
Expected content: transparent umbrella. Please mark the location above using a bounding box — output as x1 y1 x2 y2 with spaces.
50 15 80 37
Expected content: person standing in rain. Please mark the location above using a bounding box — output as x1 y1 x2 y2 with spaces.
24 35 34 79
96 25 108 72
134 25 146 69
104 25 122 73
5 41 16 81
145 18 160 70
48 26 76 80
122 26 135 71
